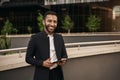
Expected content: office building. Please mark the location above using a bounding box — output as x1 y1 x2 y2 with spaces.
0 0 120 33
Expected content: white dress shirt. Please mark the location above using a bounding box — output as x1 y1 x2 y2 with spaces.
48 35 58 70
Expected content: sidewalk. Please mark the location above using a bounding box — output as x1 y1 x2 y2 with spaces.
4 32 120 37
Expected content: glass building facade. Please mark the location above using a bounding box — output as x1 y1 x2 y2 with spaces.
0 0 120 34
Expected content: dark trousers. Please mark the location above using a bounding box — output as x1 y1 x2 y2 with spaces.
49 69 55 80
49 67 64 80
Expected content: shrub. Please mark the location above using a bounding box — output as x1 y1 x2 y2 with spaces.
62 15 74 33
86 15 101 32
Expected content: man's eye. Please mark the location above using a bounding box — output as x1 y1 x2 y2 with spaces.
48 20 52 22
54 21 57 23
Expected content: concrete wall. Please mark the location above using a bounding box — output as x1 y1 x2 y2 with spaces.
0 52 120 80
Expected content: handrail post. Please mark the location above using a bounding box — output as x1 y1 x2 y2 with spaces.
114 42 117 47
78 44 80 50
18 50 22 58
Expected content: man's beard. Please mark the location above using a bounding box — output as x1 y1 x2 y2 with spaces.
44 24 55 34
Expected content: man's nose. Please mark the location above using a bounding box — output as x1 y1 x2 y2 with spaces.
51 21 55 26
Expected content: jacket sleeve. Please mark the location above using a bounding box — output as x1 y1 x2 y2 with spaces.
60 35 68 59
25 35 43 66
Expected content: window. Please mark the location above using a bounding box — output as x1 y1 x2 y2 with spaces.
44 0 109 5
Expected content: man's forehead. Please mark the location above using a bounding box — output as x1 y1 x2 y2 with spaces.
46 14 57 19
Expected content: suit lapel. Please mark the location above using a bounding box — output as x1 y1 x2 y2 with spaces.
40 31 50 58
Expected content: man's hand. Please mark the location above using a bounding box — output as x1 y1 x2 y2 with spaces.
42 58 54 68
58 58 67 66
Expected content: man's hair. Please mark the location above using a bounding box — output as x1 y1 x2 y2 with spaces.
43 11 57 19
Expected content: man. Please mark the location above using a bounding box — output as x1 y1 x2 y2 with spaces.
26 11 68 80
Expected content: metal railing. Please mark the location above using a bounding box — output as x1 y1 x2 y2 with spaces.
65 40 120 47
0 40 120 55
0 47 27 57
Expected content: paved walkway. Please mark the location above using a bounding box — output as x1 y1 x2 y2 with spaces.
5 32 120 37
0 44 120 71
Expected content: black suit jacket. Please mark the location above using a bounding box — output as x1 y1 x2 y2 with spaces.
26 31 68 80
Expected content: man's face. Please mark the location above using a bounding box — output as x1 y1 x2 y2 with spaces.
43 14 57 34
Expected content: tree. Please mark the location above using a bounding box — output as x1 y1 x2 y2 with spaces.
37 12 44 31
86 15 101 32
0 35 11 49
1 19 17 35
62 15 74 33
0 19 17 50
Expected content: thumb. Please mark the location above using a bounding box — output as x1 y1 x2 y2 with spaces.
46 58 51 61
